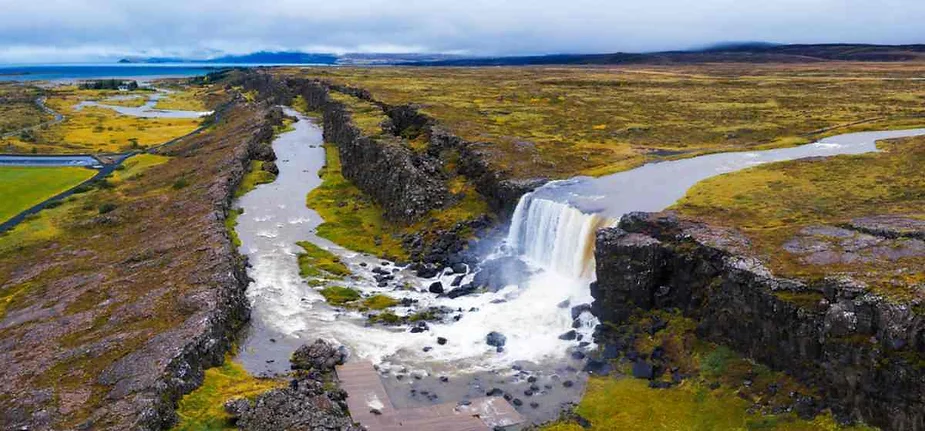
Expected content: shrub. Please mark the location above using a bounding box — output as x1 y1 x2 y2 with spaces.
98 203 117 214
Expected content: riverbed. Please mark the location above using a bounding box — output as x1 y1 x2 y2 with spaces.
233 116 925 425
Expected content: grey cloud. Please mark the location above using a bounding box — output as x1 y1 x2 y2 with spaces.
0 0 923 62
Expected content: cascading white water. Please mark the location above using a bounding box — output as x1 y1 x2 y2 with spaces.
507 192 613 280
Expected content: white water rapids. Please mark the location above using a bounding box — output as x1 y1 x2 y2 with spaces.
235 112 925 419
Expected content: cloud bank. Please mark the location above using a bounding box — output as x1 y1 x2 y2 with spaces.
0 0 923 62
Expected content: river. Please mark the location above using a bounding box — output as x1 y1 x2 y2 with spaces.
232 116 925 425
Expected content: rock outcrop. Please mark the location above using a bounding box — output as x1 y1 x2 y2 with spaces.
592 211 925 430
224 340 361 431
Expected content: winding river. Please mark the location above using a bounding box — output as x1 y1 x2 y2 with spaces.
233 115 925 424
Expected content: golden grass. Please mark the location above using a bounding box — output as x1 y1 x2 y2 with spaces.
155 89 209 111
0 167 97 223
17 88 202 153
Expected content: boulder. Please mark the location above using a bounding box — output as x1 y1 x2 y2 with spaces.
291 339 346 372
486 331 507 348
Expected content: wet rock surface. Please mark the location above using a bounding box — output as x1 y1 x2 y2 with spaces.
225 340 362 431
593 211 925 430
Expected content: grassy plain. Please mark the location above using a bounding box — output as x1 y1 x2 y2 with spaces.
284 63 925 179
674 136 925 298
0 167 97 223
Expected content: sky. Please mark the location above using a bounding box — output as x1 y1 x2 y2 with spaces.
0 0 924 63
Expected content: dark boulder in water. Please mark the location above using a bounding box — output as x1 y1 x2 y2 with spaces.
428 282 445 294
472 256 531 291
558 330 578 340
486 331 507 347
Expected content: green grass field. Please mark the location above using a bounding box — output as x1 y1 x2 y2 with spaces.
0 167 96 223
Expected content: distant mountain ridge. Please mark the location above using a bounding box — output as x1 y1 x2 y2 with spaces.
413 43 925 66
117 44 925 67
119 51 339 65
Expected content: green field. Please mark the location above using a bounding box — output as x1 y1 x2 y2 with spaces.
0 167 96 223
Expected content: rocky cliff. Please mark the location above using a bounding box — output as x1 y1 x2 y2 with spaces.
592 212 925 430
0 100 282 430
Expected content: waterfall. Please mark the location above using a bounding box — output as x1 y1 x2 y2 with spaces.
506 192 613 280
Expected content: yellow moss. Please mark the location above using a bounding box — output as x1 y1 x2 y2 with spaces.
234 160 276 198
173 357 283 431
328 92 387 137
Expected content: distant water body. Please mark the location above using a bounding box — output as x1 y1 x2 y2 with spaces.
0 63 286 82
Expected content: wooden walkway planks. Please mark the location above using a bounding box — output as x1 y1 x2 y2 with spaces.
336 361 525 431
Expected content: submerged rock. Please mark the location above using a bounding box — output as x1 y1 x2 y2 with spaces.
486 331 507 348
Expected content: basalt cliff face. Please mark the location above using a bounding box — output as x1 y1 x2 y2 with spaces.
592 212 925 430
0 100 282 430
232 71 542 264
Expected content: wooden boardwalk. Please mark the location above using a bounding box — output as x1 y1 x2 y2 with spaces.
336 361 525 431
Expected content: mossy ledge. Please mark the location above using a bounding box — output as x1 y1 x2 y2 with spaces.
592 211 925 430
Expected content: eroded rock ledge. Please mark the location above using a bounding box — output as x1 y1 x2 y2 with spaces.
592 212 925 430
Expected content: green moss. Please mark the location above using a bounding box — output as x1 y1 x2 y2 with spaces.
319 286 361 306
173 357 283 431
306 143 408 260
225 208 243 248
296 241 350 279
362 294 398 310
234 160 276 198
368 310 401 325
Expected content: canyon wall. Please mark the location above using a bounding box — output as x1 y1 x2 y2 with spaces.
592 212 925 430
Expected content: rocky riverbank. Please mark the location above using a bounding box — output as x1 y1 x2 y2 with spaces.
592 211 925 430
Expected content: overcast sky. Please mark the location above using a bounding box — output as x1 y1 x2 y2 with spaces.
0 0 924 63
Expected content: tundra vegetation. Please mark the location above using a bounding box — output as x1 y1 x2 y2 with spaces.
1 86 203 153
0 83 52 137
282 63 925 179
674 135 925 300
